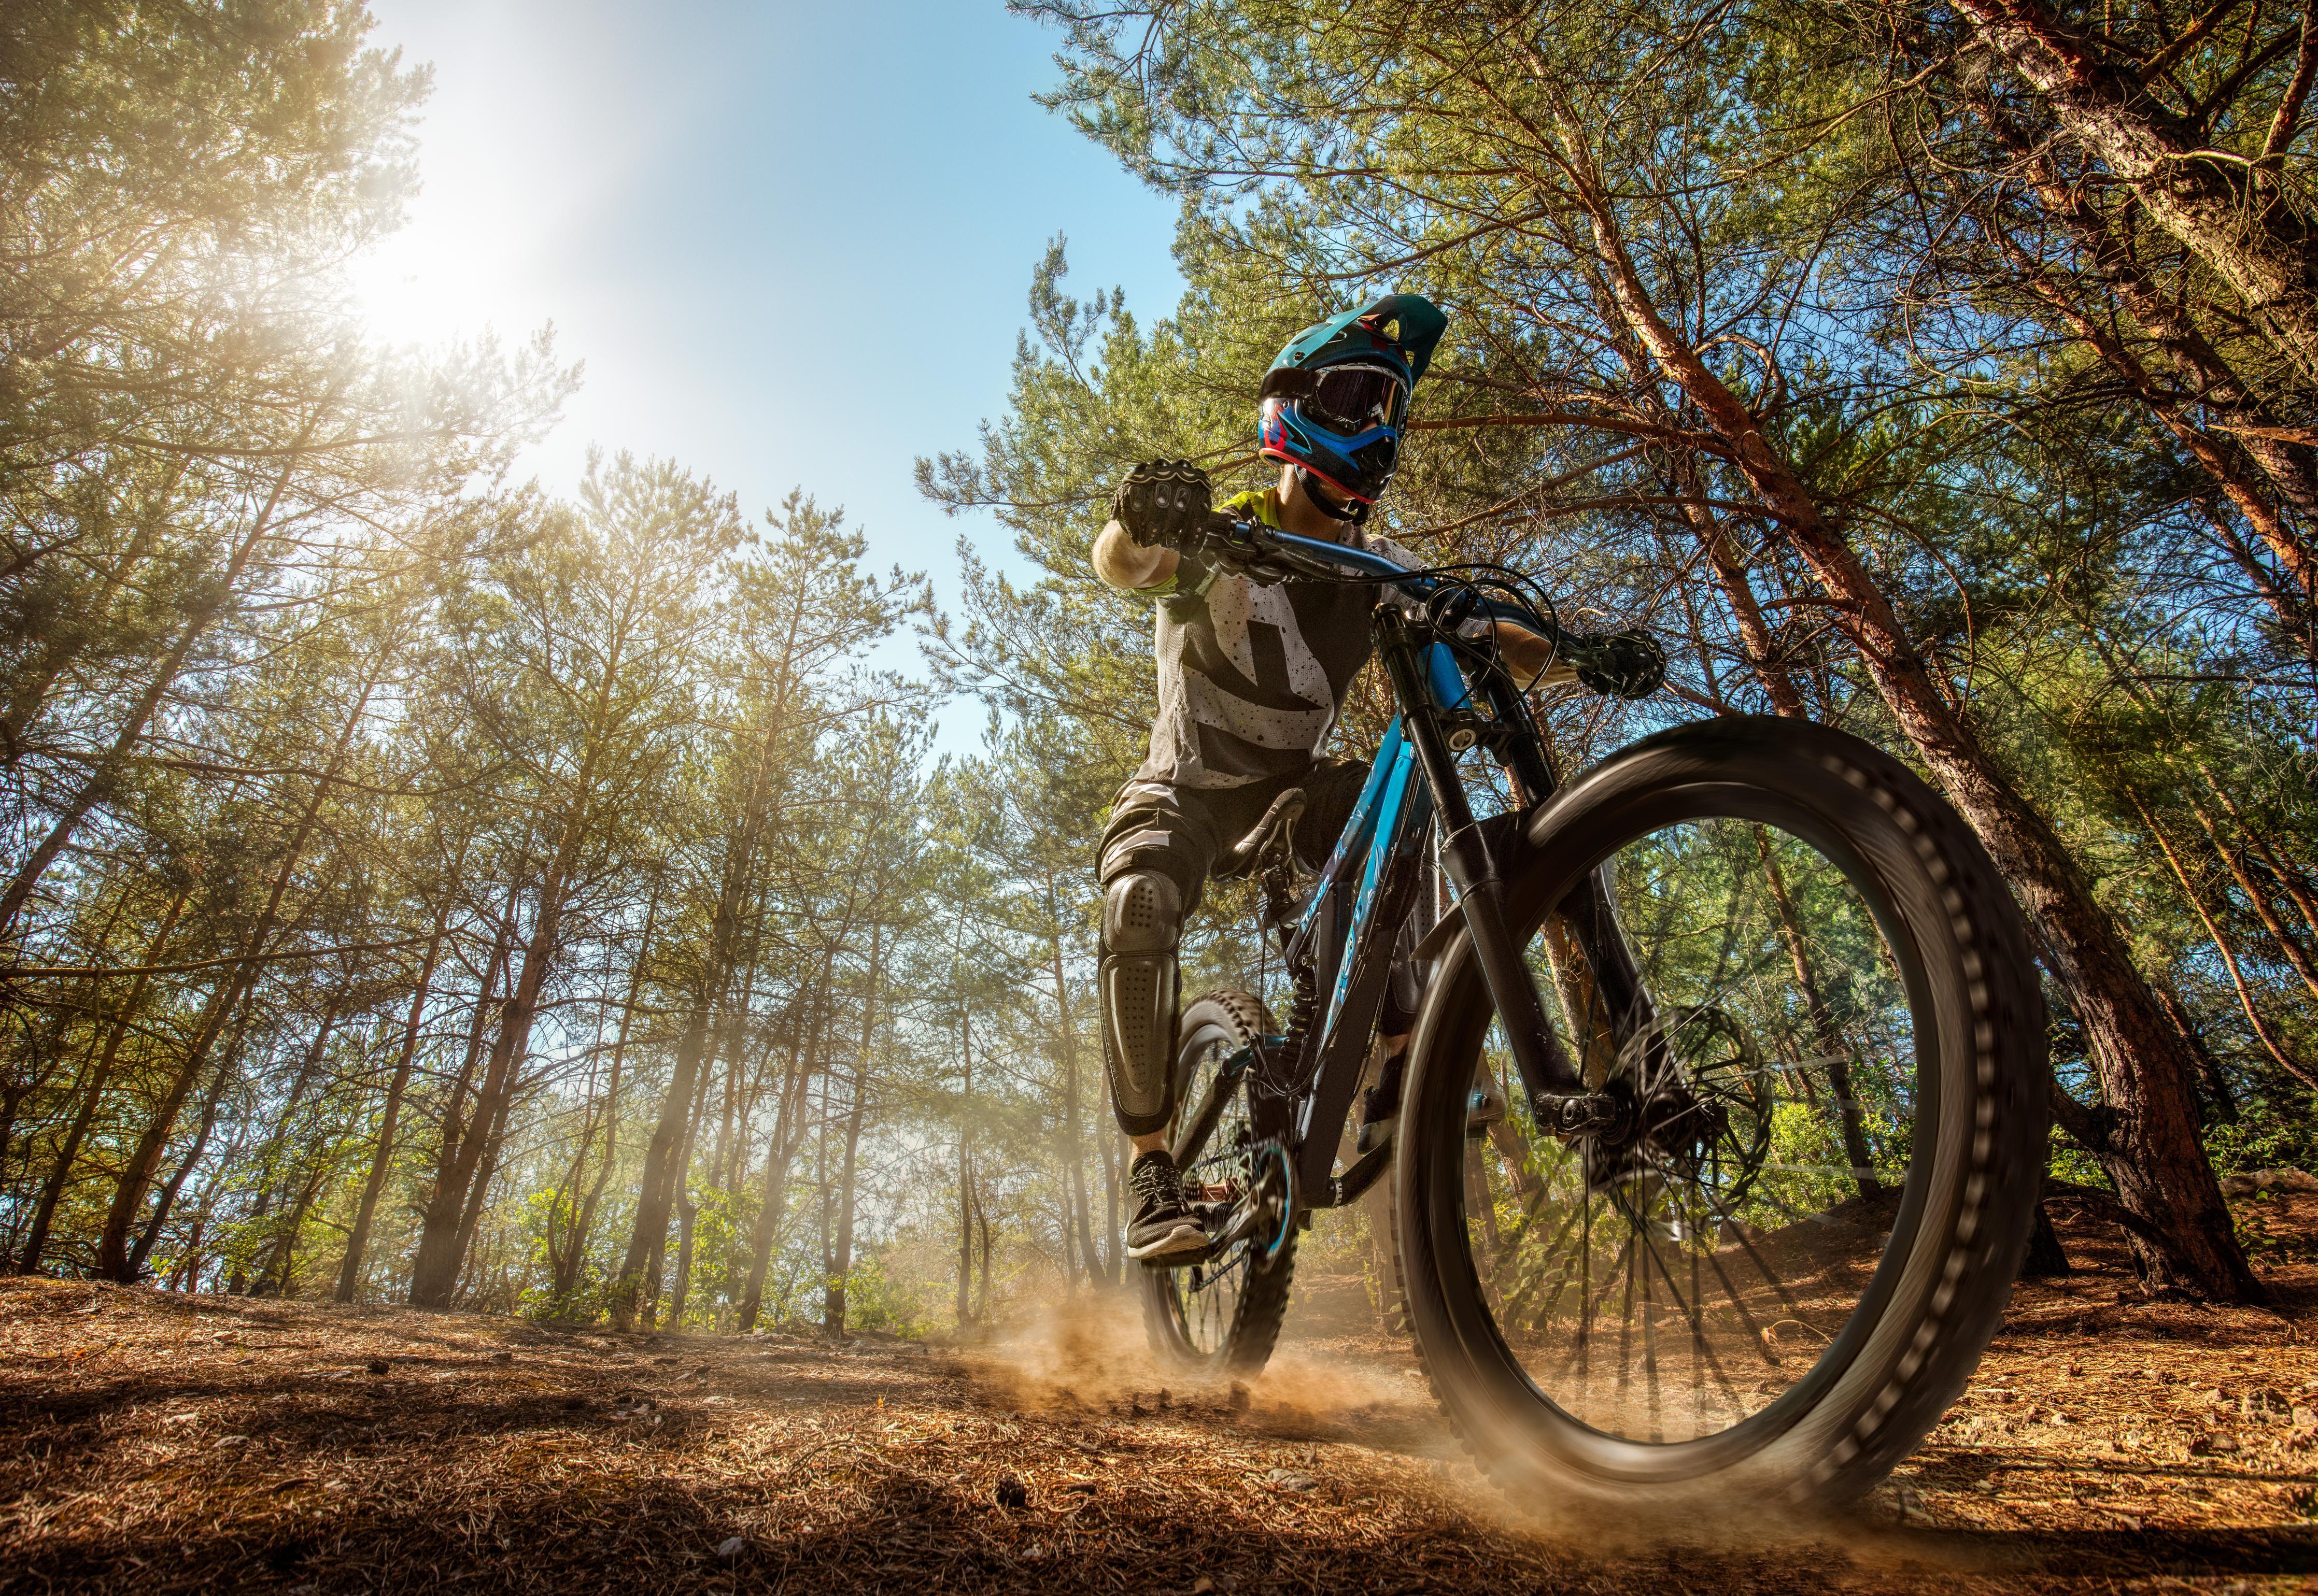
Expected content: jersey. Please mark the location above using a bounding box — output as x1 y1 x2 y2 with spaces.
1130 489 1420 790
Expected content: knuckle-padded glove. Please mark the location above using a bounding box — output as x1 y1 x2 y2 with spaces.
1110 458 1213 551
1567 629 1666 699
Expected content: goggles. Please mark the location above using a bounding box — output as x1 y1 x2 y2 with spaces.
1259 361 1408 436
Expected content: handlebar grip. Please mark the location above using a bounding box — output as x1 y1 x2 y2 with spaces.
1561 629 1665 699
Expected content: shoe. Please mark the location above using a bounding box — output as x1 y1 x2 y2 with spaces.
1356 1058 1405 1157
1125 1150 1209 1262
1355 1108 1396 1156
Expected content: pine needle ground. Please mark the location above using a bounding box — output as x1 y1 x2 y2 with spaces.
4 1194 2315 1593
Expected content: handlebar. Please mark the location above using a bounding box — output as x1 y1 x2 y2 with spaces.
1116 510 1664 701
1098 511 1665 699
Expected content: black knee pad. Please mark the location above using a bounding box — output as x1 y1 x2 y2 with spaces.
1100 870 1183 1136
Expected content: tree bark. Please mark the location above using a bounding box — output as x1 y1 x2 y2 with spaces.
409 793 596 1309
1045 906 1103 1289
610 979 722 1331
738 961 831 1333
666 1037 718 1329
128 1028 243 1278
95 628 385 1280
956 1004 976 1332
553 886 659 1305
1756 829 1883 1196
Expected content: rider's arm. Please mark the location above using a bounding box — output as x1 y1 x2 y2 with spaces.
1491 621 1578 689
1093 520 1180 592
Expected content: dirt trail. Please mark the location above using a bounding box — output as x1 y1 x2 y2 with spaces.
2 1203 2315 1592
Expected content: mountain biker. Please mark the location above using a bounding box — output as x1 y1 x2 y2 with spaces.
1093 292 1584 1262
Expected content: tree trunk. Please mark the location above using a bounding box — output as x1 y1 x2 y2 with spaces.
95 635 386 1281
127 1011 255 1278
1545 109 2258 1298
442 1067 519 1306
824 923 886 1337
1045 905 1103 1289
16 891 189 1272
337 883 458 1303
554 889 658 1304
610 980 722 1331
1756 830 1883 1196
2020 1194 2074 1277
0 440 309 943
956 1005 976 1332
666 1038 718 1329
410 802 591 1309
738 967 830 1333
1952 0 2318 391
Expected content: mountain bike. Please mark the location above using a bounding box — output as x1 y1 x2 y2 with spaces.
1136 510 2048 1509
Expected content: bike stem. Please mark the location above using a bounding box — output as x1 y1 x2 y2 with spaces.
1374 610 1585 1103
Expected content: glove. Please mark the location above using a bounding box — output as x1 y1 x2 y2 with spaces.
1110 459 1212 551
1565 629 1665 699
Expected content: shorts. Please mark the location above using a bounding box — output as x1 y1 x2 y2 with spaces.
1096 759 1373 914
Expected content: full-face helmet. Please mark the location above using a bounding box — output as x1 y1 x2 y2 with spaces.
1257 292 1447 519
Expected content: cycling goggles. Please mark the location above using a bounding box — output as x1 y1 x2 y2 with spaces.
1261 361 1408 436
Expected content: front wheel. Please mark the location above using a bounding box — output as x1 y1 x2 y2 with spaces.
1141 992 1298 1376
1392 717 2047 1510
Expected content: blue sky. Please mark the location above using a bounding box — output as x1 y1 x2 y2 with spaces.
354 0 1182 706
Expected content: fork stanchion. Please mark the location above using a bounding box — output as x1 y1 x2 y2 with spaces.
1374 608 1583 1104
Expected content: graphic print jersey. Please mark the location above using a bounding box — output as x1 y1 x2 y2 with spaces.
1134 493 1420 789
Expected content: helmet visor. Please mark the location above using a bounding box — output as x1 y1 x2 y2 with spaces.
1305 362 1406 435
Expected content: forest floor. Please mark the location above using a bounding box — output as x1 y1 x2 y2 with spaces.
4 1195 2317 1594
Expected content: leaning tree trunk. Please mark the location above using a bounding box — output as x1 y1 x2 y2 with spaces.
1545 107 2260 1298
1952 0 2318 392
409 800 589 1309
609 981 722 1331
16 891 188 1272
0 441 308 944
128 1011 255 1277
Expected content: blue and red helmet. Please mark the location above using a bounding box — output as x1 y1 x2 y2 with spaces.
1258 292 1447 515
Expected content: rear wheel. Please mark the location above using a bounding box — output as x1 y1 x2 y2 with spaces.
1393 717 2046 1508
1141 992 1298 1376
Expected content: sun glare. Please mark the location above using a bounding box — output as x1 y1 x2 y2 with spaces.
348 220 496 348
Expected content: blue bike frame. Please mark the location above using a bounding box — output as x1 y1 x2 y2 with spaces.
1202 531 1508 1196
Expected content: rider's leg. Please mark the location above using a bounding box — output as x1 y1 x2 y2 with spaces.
1101 868 1212 1261
1095 778 1224 1261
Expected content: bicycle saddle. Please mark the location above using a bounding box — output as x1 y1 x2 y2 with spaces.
1213 788 1306 881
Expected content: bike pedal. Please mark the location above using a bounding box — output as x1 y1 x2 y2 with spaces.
1355 1115 1396 1156
1466 1082 1507 1136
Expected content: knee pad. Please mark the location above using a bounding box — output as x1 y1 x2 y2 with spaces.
1099 871 1182 1137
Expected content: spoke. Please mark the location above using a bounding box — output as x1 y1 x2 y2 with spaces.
1690 1178 1808 1319
1701 1231 1787 1371
1638 1227 1750 1420
1641 1227 1662 1442
1495 1194 1590 1324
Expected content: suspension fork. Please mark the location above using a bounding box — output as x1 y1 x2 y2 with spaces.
1464 620 1655 1052
1375 610 1585 1103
